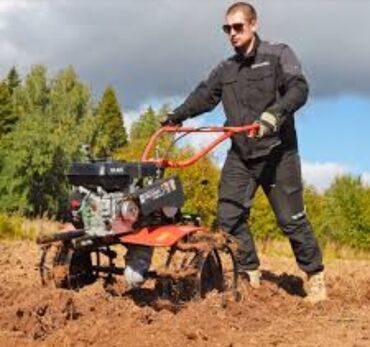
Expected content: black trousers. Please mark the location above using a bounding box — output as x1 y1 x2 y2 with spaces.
217 148 324 274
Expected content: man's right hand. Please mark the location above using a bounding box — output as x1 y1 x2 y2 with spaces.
160 113 183 127
253 111 279 138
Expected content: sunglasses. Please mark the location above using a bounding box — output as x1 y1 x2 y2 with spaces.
222 23 245 35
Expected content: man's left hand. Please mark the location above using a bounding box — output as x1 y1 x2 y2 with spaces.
255 112 279 138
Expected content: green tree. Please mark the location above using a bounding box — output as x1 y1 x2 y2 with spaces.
49 66 91 121
0 65 95 216
22 65 49 114
176 147 220 226
324 175 370 249
129 103 170 140
303 185 327 244
0 81 17 137
6 66 21 94
116 106 170 161
0 112 68 215
48 66 94 158
130 106 159 140
92 86 128 158
250 188 281 244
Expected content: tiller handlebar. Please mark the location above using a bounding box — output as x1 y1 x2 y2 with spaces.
141 124 259 168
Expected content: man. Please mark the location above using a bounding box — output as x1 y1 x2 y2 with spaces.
162 2 327 303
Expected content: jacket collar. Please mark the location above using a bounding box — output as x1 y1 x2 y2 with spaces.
234 34 261 62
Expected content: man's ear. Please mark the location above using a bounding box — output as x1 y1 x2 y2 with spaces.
251 20 258 32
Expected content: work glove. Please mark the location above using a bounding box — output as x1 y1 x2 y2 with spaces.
255 111 279 138
160 113 183 127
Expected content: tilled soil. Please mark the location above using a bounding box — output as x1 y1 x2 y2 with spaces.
0 241 369 347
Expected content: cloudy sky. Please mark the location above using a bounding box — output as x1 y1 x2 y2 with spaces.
1 0 369 190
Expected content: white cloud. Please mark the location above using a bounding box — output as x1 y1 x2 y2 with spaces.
301 161 350 191
0 1 29 13
1 1 370 110
0 0 32 30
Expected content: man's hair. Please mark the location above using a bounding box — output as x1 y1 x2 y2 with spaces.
226 2 257 22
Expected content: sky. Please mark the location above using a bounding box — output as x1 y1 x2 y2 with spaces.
0 0 369 190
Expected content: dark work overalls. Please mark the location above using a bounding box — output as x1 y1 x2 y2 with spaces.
171 35 324 274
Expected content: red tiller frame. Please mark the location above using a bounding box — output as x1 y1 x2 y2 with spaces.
141 124 259 168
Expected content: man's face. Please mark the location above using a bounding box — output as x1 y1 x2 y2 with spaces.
223 11 256 49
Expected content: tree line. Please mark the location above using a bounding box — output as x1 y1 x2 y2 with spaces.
0 66 369 250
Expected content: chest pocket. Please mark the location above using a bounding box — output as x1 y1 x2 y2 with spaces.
220 71 240 122
244 65 275 93
239 65 276 112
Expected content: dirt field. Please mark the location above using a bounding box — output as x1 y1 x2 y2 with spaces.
0 241 369 347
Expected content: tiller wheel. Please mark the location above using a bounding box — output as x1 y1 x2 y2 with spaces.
154 231 240 303
39 241 95 289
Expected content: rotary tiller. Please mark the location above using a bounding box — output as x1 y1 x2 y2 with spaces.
37 124 258 302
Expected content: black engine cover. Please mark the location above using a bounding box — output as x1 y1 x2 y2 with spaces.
67 161 159 192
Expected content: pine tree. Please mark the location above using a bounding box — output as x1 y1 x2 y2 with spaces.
6 66 21 94
0 81 17 137
115 106 173 162
48 65 94 157
130 106 159 140
49 65 91 122
23 65 49 113
92 86 128 158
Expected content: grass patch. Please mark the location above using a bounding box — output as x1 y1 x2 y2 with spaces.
0 213 61 241
256 238 370 261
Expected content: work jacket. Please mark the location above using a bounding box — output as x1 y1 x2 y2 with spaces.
172 35 309 159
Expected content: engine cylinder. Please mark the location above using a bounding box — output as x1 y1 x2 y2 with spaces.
120 200 139 222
